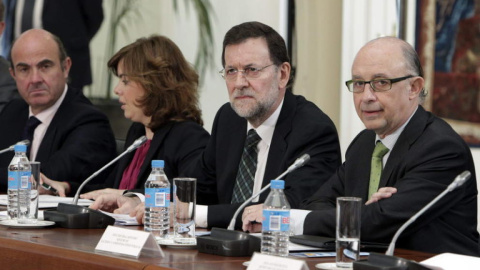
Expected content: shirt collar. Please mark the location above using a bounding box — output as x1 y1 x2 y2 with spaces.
247 98 284 146
29 84 68 123
376 106 418 149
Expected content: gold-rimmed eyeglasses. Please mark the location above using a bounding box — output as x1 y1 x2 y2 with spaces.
219 64 275 81
345 75 415 93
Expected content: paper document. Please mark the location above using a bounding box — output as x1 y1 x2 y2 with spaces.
0 194 92 209
421 253 480 270
101 211 140 226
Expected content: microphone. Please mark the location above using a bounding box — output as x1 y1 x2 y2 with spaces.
354 170 471 270
385 170 471 255
197 153 311 257
0 140 30 154
227 153 310 230
73 135 147 204
43 136 147 229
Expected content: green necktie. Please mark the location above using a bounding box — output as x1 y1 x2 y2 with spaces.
368 141 389 199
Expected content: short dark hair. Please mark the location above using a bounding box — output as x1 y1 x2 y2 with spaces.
222 21 290 67
222 21 292 88
108 35 203 130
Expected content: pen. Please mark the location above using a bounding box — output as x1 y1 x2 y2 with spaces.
41 183 58 194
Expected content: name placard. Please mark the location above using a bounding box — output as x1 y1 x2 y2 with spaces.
248 252 309 270
95 226 163 258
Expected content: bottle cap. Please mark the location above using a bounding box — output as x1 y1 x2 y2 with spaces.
151 160 164 168
14 144 27 153
270 179 284 189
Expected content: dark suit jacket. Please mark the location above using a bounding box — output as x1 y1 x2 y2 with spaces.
5 0 103 88
0 87 117 191
193 91 341 228
302 106 479 256
0 56 19 113
76 121 210 195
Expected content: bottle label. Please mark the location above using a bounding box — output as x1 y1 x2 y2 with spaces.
19 171 32 190
145 188 170 207
262 209 290 232
8 171 18 189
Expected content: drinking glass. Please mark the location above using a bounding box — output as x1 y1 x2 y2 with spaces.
336 197 362 268
173 178 196 244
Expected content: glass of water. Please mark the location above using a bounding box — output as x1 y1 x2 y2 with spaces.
336 197 362 268
173 178 196 244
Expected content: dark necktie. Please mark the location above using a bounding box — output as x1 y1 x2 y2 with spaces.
368 141 389 199
231 129 261 203
21 0 36 32
21 116 41 157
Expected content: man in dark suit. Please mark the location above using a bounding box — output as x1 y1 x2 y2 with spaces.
192 21 341 229
0 28 116 192
242 36 479 255
1 0 103 89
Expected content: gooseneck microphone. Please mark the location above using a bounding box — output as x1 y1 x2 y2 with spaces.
0 140 30 154
385 170 471 255
227 153 310 230
73 136 147 204
43 136 147 229
197 153 311 257
354 170 471 270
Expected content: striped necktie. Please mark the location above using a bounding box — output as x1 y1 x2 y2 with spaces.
231 129 261 203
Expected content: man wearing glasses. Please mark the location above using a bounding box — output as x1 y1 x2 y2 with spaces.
191 21 341 229
243 36 478 255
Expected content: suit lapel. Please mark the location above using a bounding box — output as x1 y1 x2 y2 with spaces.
344 130 376 200
112 124 144 188
263 91 294 186
380 106 429 188
223 118 247 200
135 123 174 188
35 88 75 162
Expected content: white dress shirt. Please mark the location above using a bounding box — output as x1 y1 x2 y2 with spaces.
195 99 285 228
29 85 67 161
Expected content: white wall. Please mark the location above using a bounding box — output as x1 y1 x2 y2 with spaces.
340 0 399 156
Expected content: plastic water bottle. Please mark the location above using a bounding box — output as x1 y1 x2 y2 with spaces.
144 160 170 238
7 144 30 220
261 179 291 257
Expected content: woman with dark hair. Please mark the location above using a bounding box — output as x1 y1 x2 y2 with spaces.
42 35 209 198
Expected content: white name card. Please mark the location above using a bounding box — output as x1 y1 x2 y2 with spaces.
95 226 164 258
248 252 309 270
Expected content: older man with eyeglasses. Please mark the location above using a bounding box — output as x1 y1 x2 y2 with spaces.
188 21 342 230
242 36 478 256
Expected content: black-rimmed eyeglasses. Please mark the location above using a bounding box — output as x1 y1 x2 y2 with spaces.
345 75 415 93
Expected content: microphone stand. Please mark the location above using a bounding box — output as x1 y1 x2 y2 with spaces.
0 140 30 154
197 154 310 257
43 136 147 229
353 171 471 270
